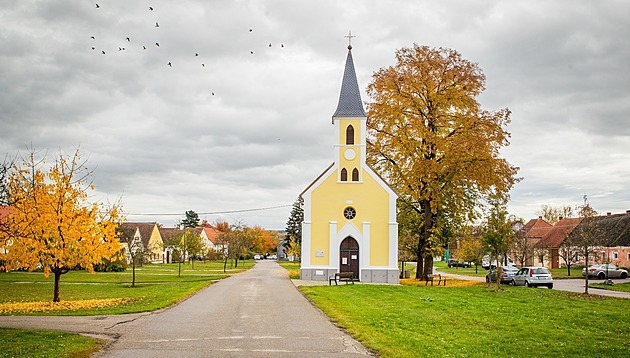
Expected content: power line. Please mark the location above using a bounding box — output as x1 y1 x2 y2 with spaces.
124 204 292 217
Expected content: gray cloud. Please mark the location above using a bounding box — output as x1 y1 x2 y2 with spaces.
2 0 629 228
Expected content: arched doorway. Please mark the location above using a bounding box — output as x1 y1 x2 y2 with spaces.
339 236 359 280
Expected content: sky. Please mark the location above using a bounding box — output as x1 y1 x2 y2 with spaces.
1 0 629 229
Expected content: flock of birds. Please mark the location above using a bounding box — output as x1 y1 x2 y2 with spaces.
90 3 286 96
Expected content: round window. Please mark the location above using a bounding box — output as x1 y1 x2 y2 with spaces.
343 207 356 220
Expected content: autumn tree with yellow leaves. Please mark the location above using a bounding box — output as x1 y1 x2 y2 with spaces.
0 149 122 302
366 45 519 280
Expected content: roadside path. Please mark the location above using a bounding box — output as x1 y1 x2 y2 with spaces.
0 260 372 357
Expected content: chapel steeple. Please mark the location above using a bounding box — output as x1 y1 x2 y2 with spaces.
332 44 367 121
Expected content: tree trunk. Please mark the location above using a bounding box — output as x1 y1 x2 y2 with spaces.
132 259 136 287
415 251 424 280
423 255 433 279
53 270 62 302
584 252 589 294
496 261 502 290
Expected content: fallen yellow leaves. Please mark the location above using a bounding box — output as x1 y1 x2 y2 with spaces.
400 278 483 287
0 298 131 314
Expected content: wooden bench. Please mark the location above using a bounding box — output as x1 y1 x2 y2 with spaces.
425 274 446 286
329 272 356 285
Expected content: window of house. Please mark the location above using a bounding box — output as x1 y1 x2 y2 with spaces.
340 168 348 181
352 168 359 181
613 252 618 260
346 125 354 145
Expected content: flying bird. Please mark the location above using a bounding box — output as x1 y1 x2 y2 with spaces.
195 53 198 56
90 36 95 39
212 92 215 96
91 47 95 50
126 37 130 42
269 43 272 47
249 28 252 32
202 63 205 67
167 62 172 67
149 6 153 11
250 51 254 55
102 50 105 54
119 47 125 51
155 22 159 27
95 3 100 8
143 45 147 50
281 44 284 47
155 42 160 47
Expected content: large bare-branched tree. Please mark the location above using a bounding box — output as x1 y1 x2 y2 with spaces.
366 44 519 279
536 204 574 225
568 197 600 294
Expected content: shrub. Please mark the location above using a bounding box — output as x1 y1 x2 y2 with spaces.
94 258 126 272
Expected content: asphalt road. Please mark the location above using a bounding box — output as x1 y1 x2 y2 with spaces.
0 260 372 357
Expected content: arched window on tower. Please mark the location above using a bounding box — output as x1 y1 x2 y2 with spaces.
352 168 359 181
346 125 355 145
340 168 348 181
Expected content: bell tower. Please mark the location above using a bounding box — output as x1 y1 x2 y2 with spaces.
332 42 366 184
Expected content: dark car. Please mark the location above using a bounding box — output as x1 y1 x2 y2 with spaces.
447 259 471 268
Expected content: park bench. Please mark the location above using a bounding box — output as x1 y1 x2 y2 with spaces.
329 272 356 285
425 274 446 286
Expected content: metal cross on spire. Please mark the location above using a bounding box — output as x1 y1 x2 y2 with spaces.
345 30 356 50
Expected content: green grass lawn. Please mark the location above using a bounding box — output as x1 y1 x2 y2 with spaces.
0 260 253 315
300 284 630 357
277 261 300 279
590 282 630 292
0 327 103 358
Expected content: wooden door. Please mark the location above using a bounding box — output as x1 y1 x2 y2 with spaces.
339 236 359 280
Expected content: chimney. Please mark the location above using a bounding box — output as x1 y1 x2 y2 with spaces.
558 216 563 221
538 216 542 220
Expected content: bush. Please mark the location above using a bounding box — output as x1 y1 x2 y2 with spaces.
94 258 126 272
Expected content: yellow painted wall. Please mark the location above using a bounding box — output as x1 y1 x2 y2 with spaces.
148 225 163 261
309 166 390 266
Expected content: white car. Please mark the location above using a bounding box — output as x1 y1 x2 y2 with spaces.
582 264 628 279
512 266 553 289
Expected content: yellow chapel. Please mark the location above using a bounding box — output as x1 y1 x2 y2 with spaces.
300 44 399 283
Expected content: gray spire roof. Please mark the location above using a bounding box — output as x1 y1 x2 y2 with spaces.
332 47 367 119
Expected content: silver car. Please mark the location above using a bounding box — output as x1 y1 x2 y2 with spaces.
486 266 519 284
512 266 553 289
582 264 628 279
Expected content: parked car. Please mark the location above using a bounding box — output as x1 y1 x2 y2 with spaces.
447 259 471 268
253 254 263 260
481 254 514 270
582 264 628 279
512 266 553 289
486 266 519 284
